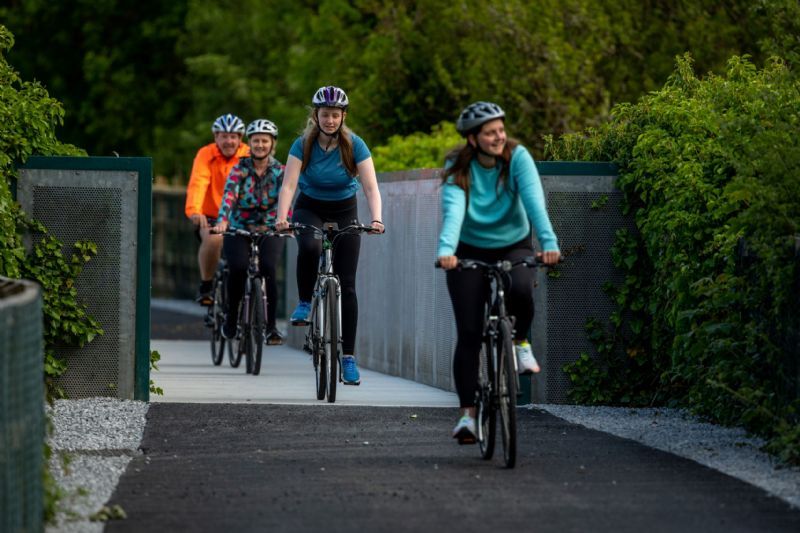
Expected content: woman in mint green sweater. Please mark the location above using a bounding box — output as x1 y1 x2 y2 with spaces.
437 101 561 444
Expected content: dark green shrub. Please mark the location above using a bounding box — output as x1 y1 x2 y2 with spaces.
546 54 800 463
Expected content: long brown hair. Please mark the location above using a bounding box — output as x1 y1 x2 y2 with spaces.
442 135 519 198
300 108 357 176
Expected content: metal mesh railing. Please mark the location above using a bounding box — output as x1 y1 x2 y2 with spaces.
0 277 44 533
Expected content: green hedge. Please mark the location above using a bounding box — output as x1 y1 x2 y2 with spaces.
544 54 800 463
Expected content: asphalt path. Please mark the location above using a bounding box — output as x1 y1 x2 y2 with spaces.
116 305 800 532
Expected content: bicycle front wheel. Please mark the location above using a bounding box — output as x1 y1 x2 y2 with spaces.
498 318 517 468
313 297 326 400
478 340 496 460
325 277 340 403
209 282 224 366
249 279 265 376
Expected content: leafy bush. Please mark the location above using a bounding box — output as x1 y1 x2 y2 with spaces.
545 54 800 463
372 121 463 172
1 24 99 396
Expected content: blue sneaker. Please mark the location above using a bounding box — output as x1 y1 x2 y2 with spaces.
341 355 361 385
290 300 311 325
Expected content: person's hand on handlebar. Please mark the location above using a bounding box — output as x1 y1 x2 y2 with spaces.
369 220 385 234
537 250 561 265
210 220 229 234
274 218 290 232
437 255 458 270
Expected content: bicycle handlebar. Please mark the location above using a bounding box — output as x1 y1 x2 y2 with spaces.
211 227 292 238
274 222 382 236
434 256 556 271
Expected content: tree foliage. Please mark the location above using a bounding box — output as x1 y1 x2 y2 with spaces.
547 55 800 464
1 0 789 178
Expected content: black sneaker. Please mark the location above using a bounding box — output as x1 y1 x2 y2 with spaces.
266 327 284 346
195 282 214 306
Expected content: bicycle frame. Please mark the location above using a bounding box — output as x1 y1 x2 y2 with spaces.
309 224 342 373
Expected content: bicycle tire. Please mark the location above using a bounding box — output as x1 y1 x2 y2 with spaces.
498 318 517 468
325 277 339 403
242 291 255 374
478 339 496 460
250 279 265 376
313 297 327 400
209 272 225 366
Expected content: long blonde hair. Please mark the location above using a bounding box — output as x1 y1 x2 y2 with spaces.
300 108 357 176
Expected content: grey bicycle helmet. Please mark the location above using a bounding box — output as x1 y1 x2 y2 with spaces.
212 113 246 134
246 119 279 138
455 101 505 135
312 85 349 109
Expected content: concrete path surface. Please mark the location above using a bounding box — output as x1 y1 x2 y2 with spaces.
151 339 458 407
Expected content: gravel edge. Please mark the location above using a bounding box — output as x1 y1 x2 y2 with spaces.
45 398 149 533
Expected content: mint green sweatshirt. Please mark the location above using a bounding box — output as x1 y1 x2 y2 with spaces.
437 145 558 256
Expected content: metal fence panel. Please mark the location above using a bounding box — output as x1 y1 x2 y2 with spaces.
17 157 152 400
285 165 626 401
0 278 43 533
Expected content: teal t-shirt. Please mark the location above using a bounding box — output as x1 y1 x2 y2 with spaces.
288 133 371 201
437 145 559 256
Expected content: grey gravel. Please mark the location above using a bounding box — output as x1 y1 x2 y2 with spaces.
46 398 148 533
535 404 800 509
44 398 800 532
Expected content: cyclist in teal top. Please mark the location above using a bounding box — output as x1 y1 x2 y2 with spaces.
275 86 384 385
213 118 285 345
437 101 561 444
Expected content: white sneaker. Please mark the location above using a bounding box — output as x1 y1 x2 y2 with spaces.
452 414 477 445
515 341 540 374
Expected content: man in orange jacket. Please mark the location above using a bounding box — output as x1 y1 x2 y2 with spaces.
185 113 249 304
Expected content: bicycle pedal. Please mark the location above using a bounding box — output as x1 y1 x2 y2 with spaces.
302 342 312 354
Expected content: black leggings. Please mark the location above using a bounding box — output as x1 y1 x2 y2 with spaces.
446 237 535 408
292 193 361 354
223 234 284 328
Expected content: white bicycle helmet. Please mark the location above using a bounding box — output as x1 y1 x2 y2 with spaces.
211 113 245 134
456 101 505 135
312 86 349 109
246 119 278 138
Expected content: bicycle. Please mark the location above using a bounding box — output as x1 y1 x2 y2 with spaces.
282 221 378 403
219 227 290 376
437 255 546 469
206 258 231 366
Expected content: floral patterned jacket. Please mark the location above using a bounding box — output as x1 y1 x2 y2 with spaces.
217 156 284 230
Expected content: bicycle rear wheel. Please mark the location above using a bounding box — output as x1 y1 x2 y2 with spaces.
230 299 246 368
498 318 517 468
325 278 339 403
313 298 327 400
248 279 266 375
478 339 496 460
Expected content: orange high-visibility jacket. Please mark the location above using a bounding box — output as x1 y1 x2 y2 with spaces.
185 142 250 219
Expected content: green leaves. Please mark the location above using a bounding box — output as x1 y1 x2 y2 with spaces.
554 53 800 463
1 24 99 401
